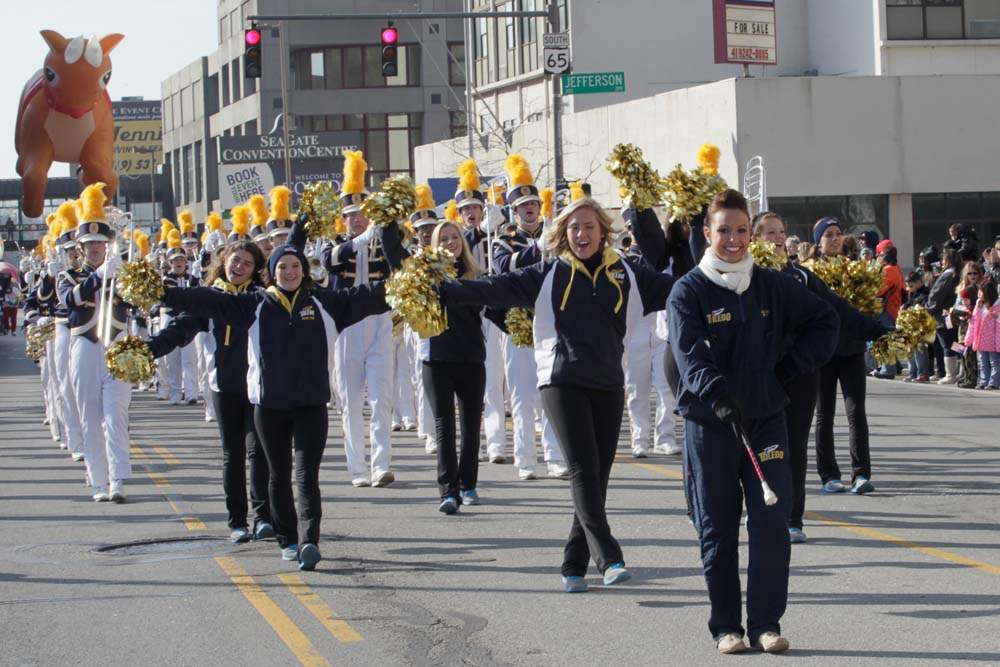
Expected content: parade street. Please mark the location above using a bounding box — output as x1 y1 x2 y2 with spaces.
1 333 998 667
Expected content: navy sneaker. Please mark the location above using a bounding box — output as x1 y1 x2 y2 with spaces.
438 496 459 515
561 576 588 593
254 521 275 540
603 563 631 585
821 479 847 494
788 527 807 544
230 527 251 544
298 543 321 571
460 489 480 506
851 476 875 495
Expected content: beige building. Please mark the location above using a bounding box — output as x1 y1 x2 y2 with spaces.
418 0 1000 264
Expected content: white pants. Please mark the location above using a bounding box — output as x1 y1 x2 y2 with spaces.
482 322 507 456
625 312 676 450
41 339 62 441
70 336 131 489
392 332 416 426
164 319 197 403
194 331 215 419
409 328 433 440
54 324 84 456
503 338 563 469
334 313 393 477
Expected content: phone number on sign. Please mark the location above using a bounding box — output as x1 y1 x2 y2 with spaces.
729 46 773 62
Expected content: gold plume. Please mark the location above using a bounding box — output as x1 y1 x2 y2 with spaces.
341 150 367 195
167 229 182 250
230 206 251 236
457 159 481 192
269 185 292 221
415 184 436 212
206 211 223 231
247 194 268 227
505 154 534 188
79 182 108 222
540 188 554 219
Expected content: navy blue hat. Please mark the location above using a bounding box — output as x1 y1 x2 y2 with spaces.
812 217 842 245
267 243 309 279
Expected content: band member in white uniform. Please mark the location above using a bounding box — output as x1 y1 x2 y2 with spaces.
162 229 199 405
58 184 131 502
492 155 567 480
51 202 86 462
321 151 396 487
453 160 509 464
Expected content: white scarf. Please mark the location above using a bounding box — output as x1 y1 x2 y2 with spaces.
698 248 754 294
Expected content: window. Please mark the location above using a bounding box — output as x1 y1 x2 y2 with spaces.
299 113 422 182
244 120 257 135
475 17 491 85
520 0 542 71
219 14 229 44
182 145 192 205
172 149 181 206
194 141 203 202
448 43 465 86
450 111 468 139
221 63 230 107
557 0 569 32
180 86 194 126
912 191 1000 257
767 195 889 249
294 45 420 90
886 0 1000 40
163 94 173 131
231 58 241 102
206 74 220 115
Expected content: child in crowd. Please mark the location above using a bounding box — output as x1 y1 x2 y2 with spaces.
903 271 932 383
964 281 1000 390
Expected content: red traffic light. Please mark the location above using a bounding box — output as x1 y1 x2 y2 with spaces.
381 26 398 45
245 28 261 46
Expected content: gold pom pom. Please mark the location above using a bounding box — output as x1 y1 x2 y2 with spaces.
803 256 883 316
505 153 535 188
341 150 368 195
269 185 293 221
298 181 342 240
361 176 418 228
505 307 534 347
606 143 665 211
871 306 938 366
116 260 166 312
105 335 156 383
748 239 786 270
25 320 56 360
697 143 722 176
457 159 481 192
79 183 108 222
386 246 458 338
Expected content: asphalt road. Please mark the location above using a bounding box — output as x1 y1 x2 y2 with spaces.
1 332 998 666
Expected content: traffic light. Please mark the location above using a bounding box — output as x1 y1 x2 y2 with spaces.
381 23 398 78
244 25 262 78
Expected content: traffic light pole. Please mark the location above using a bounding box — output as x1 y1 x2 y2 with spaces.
278 21 293 187
548 1 563 189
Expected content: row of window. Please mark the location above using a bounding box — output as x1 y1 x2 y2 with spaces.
472 0 567 86
219 1 253 45
293 44 422 90
163 58 256 133
300 113 421 183
887 0 1000 40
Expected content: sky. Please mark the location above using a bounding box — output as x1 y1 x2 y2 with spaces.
2 0 218 180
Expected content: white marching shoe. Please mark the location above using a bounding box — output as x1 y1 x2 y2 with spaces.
92 486 110 502
109 480 126 503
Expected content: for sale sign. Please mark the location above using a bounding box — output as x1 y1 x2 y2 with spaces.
713 0 777 66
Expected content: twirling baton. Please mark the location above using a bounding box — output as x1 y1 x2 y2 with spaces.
731 423 778 506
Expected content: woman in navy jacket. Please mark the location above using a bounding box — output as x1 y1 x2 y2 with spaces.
752 212 889 543
147 241 273 544
420 220 487 514
669 190 838 655
158 242 388 572
439 196 675 593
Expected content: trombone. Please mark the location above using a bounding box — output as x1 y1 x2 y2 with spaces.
743 155 768 219
484 174 510 275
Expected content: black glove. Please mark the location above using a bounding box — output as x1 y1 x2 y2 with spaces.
712 394 743 430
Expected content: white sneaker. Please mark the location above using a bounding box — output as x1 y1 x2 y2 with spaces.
546 462 570 479
424 436 437 454
489 453 507 464
58 441 67 449
71 452 85 462
372 470 395 487
517 467 537 481
92 486 110 502
631 447 649 459
402 421 416 432
109 480 126 503
653 443 683 456
351 475 371 488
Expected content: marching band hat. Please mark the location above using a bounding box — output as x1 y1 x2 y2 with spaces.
228 206 251 243
504 154 540 208
247 194 270 241
454 159 485 210
410 184 439 227
55 200 80 248
74 183 113 243
339 150 369 215
266 185 294 237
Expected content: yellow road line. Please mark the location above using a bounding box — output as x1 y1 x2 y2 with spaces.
153 445 181 466
805 511 1000 577
146 471 170 488
278 573 364 644
215 557 331 667
627 460 684 480
130 443 148 459
165 499 207 531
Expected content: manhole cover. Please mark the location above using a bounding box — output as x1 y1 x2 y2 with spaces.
94 535 232 557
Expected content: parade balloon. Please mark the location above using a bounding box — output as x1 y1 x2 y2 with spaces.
15 30 124 218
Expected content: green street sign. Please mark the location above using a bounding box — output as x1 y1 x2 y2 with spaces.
561 71 625 95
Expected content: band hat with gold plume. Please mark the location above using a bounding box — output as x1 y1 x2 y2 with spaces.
166 229 187 260
247 194 269 241
266 185 294 236
157 219 177 249
178 210 199 243
410 184 439 228
339 150 369 214
454 159 486 210
74 183 113 243
504 154 540 208
55 200 81 248
228 205 251 243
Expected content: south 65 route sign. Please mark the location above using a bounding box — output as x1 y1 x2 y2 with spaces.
713 0 777 66
543 32 570 74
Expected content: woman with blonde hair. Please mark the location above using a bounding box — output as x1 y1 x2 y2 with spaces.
419 219 488 514
439 196 675 591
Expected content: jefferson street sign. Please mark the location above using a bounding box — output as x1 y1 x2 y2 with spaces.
560 71 625 95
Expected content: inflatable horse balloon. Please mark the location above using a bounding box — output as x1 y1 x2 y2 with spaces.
15 31 123 218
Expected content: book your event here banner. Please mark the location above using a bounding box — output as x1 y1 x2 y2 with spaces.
217 131 361 209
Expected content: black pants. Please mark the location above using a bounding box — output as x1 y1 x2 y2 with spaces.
212 391 270 530
253 404 328 549
938 326 959 358
928 336 945 376
814 353 870 484
782 372 818 529
541 385 625 577
422 361 485 499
